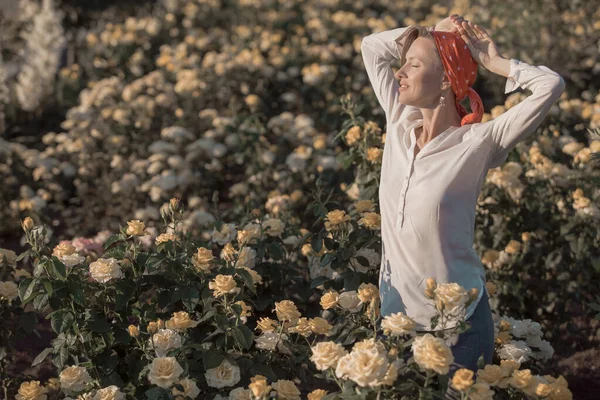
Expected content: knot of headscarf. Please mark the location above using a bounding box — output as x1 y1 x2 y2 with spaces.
431 29 484 126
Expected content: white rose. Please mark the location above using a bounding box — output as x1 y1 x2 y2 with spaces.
89 258 123 284
92 385 126 400
310 341 348 371
227 387 251 400
59 254 86 268
211 223 237 245
338 291 362 312
0 281 19 303
411 333 454 375
148 329 182 357
204 359 241 389
262 218 285 237
59 366 93 394
335 348 388 387
349 247 380 273
148 357 184 389
236 246 256 269
381 312 417 337
171 378 200 399
497 340 533 364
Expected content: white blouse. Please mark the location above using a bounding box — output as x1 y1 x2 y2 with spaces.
361 27 565 331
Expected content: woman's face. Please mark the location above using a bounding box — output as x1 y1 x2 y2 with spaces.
395 37 448 109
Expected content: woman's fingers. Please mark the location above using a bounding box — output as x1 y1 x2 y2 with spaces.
463 21 478 41
474 24 490 39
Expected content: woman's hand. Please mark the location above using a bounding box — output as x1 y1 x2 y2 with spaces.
454 20 503 71
434 14 466 33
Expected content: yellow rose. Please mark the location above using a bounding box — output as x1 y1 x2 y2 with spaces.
288 317 312 337
309 317 333 335
126 220 148 236
481 250 500 264
89 257 124 284
262 218 285 237
354 199 374 213
345 126 362 145
535 383 553 397
336 348 388 387
0 281 19 303
274 300 301 324
220 242 237 263
52 243 76 258
357 283 379 303
504 239 522 254
92 385 126 400
320 290 339 309
358 212 381 230
233 300 252 318
165 311 200 330
508 369 533 389
485 281 497 296
310 341 348 371
548 384 573 400
192 247 215 272
272 379 301 400
433 283 470 311
411 333 454 375
255 317 278 333
209 275 239 297
307 389 328 400
155 232 179 246
426 277 437 291
467 382 495 400
15 380 48 400
248 375 271 398
477 364 504 386
239 267 262 285
148 357 184 388
324 210 351 231
381 312 417 336
366 147 383 163
22 217 35 232
147 321 159 334
451 368 474 391
59 365 93 393
128 325 140 337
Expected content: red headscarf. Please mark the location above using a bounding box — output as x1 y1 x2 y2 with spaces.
430 28 484 126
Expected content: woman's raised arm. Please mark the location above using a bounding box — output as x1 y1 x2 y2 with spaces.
360 27 421 123
482 58 565 168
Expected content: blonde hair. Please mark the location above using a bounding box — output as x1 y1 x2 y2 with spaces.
395 25 443 73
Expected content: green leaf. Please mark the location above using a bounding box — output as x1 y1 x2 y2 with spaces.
103 234 124 250
67 278 85 306
40 278 53 297
312 234 323 253
86 316 111 333
237 268 257 295
202 349 224 370
16 249 31 262
320 253 334 268
52 257 67 280
51 311 74 334
310 276 330 289
180 285 200 311
115 281 136 311
355 256 370 267
103 243 126 259
32 347 53 367
18 278 37 304
32 293 49 311
20 311 38 333
232 325 254 350
267 242 284 260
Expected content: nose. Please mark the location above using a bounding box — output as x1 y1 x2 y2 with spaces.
395 65 407 80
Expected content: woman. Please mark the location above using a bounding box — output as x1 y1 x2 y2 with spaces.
361 13 565 385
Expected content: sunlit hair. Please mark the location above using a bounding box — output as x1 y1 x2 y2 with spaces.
395 25 444 74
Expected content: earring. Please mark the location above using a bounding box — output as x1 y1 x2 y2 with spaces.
439 93 446 107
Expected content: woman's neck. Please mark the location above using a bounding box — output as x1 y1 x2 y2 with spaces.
417 104 462 145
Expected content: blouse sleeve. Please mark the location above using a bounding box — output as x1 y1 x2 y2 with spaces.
483 58 566 168
360 27 422 125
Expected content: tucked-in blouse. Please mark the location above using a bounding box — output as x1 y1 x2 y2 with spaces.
361 26 565 331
